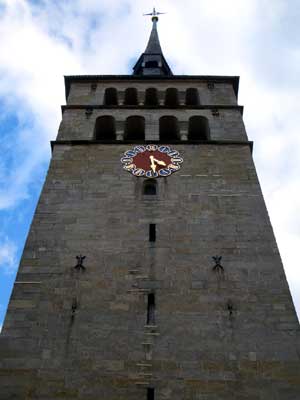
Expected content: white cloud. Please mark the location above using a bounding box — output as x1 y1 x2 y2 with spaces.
0 0 299 318
0 238 17 274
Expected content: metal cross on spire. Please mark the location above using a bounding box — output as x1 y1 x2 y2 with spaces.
143 7 166 21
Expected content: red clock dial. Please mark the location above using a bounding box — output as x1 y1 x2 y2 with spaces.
121 145 183 178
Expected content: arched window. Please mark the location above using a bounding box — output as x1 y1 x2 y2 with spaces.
124 116 145 140
104 88 118 105
145 88 159 106
165 88 179 107
159 116 180 141
94 116 116 140
143 179 157 195
185 88 200 106
188 116 210 140
124 88 138 105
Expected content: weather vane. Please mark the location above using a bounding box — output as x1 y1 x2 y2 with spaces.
143 7 166 21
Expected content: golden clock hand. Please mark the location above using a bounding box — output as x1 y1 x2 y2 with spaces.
149 155 166 173
154 159 166 166
150 155 157 172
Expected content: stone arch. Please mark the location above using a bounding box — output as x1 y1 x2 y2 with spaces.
145 88 159 106
188 116 210 140
94 116 116 140
185 88 200 106
165 88 179 106
159 116 180 141
124 88 138 105
124 116 145 140
104 87 118 105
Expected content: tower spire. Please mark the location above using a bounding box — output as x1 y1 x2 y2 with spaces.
133 8 172 76
144 11 163 54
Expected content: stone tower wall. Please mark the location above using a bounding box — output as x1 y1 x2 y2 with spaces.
0 77 299 400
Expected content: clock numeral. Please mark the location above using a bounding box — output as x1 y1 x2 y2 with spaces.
168 164 180 171
158 146 171 153
168 150 179 157
123 164 136 171
132 168 145 177
171 157 183 164
134 146 146 153
121 157 133 164
146 144 158 151
158 168 171 177
146 170 158 178
125 150 137 157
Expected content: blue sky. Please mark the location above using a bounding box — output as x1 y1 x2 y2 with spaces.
0 0 300 329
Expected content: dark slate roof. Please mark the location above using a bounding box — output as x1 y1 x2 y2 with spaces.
144 19 163 54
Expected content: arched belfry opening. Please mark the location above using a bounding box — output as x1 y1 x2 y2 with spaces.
145 88 159 106
124 116 145 141
186 88 200 106
104 88 118 105
188 116 210 140
124 88 138 105
159 116 180 141
165 88 179 107
94 116 116 140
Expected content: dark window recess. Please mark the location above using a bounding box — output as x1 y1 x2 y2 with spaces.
94 116 116 140
145 61 158 68
188 116 210 141
149 224 156 242
159 116 180 141
124 88 138 105
145 88 159 106
165 88 179 106
143 179 157 195
104 88 118 105
185 88 200 105
147 388 155 400
124 116 145 140
147 293 155 325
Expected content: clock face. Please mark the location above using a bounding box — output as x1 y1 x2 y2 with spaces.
121 145 183 178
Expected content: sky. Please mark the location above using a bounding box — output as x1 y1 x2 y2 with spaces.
0 0 299 330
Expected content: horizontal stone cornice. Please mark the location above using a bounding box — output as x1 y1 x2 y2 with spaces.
61 105 244 115
51 139 253 153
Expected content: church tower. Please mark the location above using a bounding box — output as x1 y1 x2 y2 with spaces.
1 11 300 399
